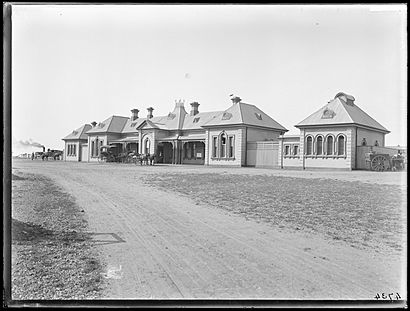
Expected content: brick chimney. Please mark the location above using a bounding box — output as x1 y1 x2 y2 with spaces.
147 107 154 119
190 102 200 116
91 121 97 127
131 109 139 121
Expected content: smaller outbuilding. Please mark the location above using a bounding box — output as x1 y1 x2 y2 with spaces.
62 124 92 162
279 92 390 170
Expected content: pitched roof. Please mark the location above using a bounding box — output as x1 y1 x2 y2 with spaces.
182 111 223 130
202 102 288 132
86 116 129 134
63 124 92 140
121 118 145 134
296 93 390 133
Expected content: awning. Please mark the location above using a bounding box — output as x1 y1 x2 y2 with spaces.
157 133 206 142
178 133 206 141
157 135 179 142
109 136 139 143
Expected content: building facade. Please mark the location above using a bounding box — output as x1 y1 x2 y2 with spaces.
62 92 392 170
62 96 288 166
278 92 390 170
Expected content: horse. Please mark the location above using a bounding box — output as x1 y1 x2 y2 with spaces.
136 153 156 165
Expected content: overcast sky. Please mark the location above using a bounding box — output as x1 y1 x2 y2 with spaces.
11 4 407 154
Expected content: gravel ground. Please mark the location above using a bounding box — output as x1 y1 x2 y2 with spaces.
143 172 407 256
11 172 106 300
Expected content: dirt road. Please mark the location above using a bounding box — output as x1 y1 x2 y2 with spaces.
11 160 406 299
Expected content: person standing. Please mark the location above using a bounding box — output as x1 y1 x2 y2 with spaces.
31 152 34 160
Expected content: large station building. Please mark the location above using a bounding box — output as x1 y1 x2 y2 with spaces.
63 95 288 166
62 92 392 170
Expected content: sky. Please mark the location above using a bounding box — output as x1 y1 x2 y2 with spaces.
11 4 407 155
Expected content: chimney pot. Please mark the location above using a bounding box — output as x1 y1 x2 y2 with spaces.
91 121 97 127
190 102 200 116
147 107 154 119
131 109 139 121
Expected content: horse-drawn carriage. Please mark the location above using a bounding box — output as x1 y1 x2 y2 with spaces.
365 151 405 172
98 145 156 165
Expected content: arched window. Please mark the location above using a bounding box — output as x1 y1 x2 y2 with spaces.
326 136 334 155
220 133 226 158
144 138 150 154
306 136 313 155
316 136 323 155
337 135 345 155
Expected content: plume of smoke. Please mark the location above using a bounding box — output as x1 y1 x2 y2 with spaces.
18 139 44 148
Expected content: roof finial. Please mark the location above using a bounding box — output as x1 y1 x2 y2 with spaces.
230 94 241 104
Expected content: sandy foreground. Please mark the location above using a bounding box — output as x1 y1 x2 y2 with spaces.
11 159 407 300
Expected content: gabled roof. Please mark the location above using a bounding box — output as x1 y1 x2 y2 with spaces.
86 116 129 134
202 102 288 132
63 124 92 140
296 93 389 133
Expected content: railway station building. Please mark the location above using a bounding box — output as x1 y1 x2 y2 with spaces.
62 95 288 166
62 92 394 170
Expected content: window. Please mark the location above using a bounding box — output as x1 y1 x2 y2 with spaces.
306 136 313 155
220 133 226 158
337 135 345 155
213 133 235 159
193 117 200 123
73 145 76 156
285 145 290 155
293 145 299 155
316 136 323 155
144 139 150 154
228 136 234 158
212 137 218 157
91 141 95 157
326 136 334 155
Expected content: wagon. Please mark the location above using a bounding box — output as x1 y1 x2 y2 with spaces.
98 145 117 162
365 152 405 172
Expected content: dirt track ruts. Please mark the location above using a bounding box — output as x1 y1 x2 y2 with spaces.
11 160 406 299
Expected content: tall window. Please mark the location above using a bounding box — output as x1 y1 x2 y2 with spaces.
326 136 334 155
316 136 323 155
144 139 150 154
91 141 95 157
337 135 345 155
285 145 290 155
293 145 299 155
213 137 218 157
228 136 234 158
73 145 76 156
220 133 226 158
306 136 313 155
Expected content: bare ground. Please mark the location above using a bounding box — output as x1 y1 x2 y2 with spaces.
11 172 105 299
10 159 407 300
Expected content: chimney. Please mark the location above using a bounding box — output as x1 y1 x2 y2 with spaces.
91 121 97 127
147 107 154 119
190 102 200 116
230 94 241 104
131 109 139 121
